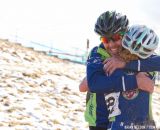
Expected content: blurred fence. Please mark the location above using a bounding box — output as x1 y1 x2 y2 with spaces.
7 35 89 64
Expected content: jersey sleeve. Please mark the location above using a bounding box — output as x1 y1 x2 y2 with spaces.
125 55 160 72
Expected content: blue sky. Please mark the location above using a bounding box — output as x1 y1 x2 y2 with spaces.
0 0 160 52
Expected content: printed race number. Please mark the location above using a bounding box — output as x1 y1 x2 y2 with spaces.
104 92 121 118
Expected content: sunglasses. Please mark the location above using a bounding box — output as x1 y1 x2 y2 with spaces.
101 32 124 44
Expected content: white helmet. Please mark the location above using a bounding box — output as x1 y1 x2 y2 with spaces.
122 25 159 59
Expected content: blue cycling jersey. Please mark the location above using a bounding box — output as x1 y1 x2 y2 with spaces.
85 43 160 130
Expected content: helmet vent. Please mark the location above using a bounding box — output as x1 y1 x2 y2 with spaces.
142 35 147 43
108 18 112 28
125 35 131 42
150 29 153 33
153 38 157 44
132 30 137 36
136 32 142 39
123 40 128 47
131 41 136 49
139 52 148 57
132 41 141 51
147 39 151 45
136 44 141 51
143 48 152 52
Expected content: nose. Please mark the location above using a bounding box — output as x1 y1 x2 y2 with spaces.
115 40 122 46
108 41 116 48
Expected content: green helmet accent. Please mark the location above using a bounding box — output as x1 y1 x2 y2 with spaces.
94 11 129 37
122 25 159 59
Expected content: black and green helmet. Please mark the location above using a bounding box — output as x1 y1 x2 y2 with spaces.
94 11 129 37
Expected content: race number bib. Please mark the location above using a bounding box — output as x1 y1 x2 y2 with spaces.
104 92 121 118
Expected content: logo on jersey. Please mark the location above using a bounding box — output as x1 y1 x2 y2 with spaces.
122 89 139 100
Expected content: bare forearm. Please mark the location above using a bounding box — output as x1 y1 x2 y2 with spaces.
79 77 89 92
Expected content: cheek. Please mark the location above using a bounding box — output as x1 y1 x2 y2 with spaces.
103 43 109 49
116 40 122 47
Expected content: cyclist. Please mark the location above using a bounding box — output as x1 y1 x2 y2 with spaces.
80 10 157 130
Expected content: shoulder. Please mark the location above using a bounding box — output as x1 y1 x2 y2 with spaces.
89 46 99 56
88 43 105 58
87 46 103 65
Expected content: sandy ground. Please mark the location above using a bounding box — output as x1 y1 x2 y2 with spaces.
0 39 159 130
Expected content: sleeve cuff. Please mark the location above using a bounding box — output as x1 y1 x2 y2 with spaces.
122 75 137 91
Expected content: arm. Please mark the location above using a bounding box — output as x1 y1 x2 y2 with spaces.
125 55 160 72
103 55 160 75
136 72 154 93
88 60 154 93
87 47 137 93
79 77 88 92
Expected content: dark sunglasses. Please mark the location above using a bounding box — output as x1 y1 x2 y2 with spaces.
101 32 125 43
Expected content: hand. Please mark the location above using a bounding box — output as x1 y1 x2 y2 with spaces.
79 77 89 92
103 57 126 76
136 72 154 93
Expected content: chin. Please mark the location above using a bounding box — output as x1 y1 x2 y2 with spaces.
110 51 118 55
